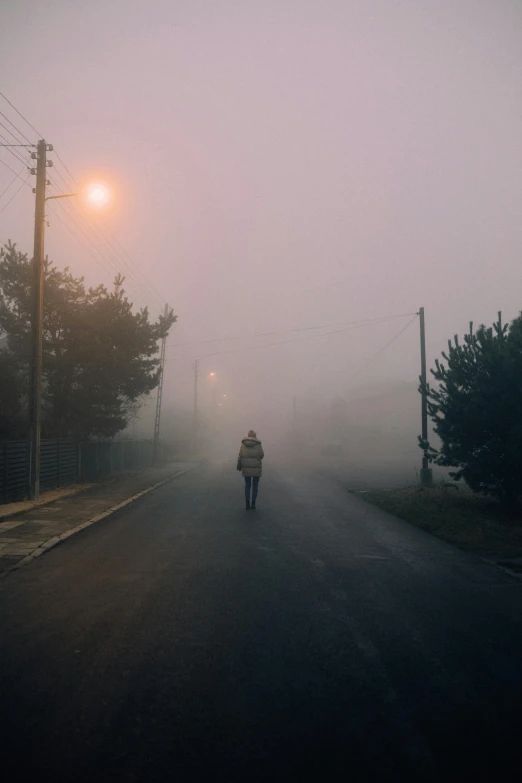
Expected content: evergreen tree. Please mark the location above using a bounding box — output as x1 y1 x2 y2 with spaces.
0 241 176 440
421 312 522 504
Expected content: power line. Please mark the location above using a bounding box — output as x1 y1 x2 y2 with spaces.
0 131 29 166
46 201 138 284
0 96 165 312
53 149 79 188
49 155 165 309
50 164 74 191
167 313 418 349
169 316 413 364
0 155 31 185
349 314 419 380
51 151 167 308
97 215 166 307
0 173 30 216
47 191 164 310
49 185 164 310
0 91 42 138
0 109 34 145
0 163 27 200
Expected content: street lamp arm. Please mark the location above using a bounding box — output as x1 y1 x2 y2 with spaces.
45 193 78 201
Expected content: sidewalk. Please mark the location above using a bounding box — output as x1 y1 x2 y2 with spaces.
0 462 195 576
0 483 96 521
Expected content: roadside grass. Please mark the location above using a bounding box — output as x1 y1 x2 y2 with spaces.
356 483 522 560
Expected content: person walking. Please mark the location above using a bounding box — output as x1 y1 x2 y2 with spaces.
237 430 264 510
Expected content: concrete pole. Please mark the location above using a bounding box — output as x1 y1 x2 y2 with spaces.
419 307 433 487
193 359 199 455
28 140 47 500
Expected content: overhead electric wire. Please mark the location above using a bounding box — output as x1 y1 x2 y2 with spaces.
0 91 42 139
47 195 138 285
0 110 34 145
0 131 30 166
0 173 31 216
96 216 166 308
0 95 166 312
168 316 416 364
0 154 31 185
51 154 166 309
48 183 164 310
50 164 75 191
54 156 167 306
53 149 79 188
349 313 419 380
47 183 165 310
167 312 418 349
0 163 28 200
46 201 140 286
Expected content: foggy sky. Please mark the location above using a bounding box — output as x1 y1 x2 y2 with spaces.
1 0 521 439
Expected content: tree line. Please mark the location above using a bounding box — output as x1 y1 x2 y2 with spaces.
0 241 175 441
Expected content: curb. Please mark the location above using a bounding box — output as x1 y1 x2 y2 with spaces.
0 467 193 580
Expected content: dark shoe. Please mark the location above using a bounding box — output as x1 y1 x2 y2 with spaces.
251 504 256 511
246 503 250 510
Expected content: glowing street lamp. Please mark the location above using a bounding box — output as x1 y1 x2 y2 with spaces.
85 182 112 209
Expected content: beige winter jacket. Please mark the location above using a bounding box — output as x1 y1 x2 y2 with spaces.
237 438 264 477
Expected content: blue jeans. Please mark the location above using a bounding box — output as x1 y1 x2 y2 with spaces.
244 476 260 505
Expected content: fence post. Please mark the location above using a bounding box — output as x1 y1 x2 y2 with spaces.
96 442 100 479
110 442 114 475
4 441 7 504
77 441 82 483
57 439 61 487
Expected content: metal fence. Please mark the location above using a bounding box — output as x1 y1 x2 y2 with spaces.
0 439 156 504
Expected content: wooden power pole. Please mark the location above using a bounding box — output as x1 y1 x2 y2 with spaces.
419 307 433 487
28 140 49 500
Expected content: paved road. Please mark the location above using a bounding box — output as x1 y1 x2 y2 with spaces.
1 462 521 781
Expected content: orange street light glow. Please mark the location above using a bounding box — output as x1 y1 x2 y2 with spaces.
86 182 111 208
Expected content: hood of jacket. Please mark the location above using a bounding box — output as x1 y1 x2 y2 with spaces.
242 438 262 448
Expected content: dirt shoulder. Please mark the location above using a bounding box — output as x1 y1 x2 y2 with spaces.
355 484 522 569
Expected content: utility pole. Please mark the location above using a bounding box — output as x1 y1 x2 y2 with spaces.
193 359 199 455
28 139 52 500
419 307 433 487
153 304 168 464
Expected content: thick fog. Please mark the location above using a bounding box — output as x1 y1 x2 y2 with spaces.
1 1 521 480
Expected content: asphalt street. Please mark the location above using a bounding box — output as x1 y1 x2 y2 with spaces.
1 461 521 781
